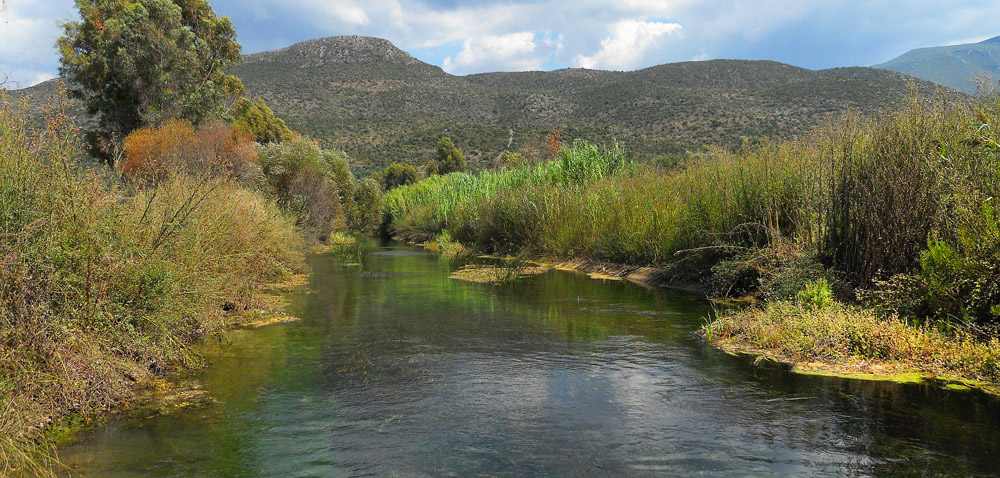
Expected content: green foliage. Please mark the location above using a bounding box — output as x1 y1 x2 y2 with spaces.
797 279 834 311
57 0 243 151
918 234 1000 322
383 140 631 250
258 137 342 235
256 137 381 235
232 97 294 144
349 177 385 234
434 136 466 174
707 300 1000 383
501 150 527 169
381 162 418 190
385 94 1000 329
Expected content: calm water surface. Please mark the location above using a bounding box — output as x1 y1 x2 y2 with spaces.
58 241 1000 477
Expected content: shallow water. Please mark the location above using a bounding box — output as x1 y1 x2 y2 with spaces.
58 241 1000 477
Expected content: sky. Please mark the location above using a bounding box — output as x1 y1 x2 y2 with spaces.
2 0 1000 88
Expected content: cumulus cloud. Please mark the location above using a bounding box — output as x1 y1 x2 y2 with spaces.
575 20 682 70
327 4 370 26
443 32 555 74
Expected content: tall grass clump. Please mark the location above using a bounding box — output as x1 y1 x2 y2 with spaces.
0 94 303 475
706 300 1000 384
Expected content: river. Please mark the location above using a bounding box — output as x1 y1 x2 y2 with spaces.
57 241 1000 476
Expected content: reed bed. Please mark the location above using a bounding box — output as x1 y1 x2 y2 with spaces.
384 95 997 301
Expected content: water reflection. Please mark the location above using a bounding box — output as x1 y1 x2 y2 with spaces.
58 240 1000 477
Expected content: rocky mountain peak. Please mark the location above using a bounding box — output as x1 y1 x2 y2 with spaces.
242 35 421 67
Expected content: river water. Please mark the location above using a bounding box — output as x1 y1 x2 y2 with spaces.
57 241 1000 476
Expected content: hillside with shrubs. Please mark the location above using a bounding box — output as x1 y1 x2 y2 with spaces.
19 36 954 173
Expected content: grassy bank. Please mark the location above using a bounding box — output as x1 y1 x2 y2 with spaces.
382 93 1000 390
704 298 1000 390
0 96 305 474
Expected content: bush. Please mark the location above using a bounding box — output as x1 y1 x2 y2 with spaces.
712 241 832 300
797 279 834 311
122 120 260 186
231 97 294 144
258 137 343 236
349 177 385 234
433 136 466 175
381 162 418 190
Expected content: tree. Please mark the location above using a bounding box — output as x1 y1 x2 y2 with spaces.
434 136 465 174
349 177 384 233
232 97 294 144
58 0 243 157
258 137 342 235
381 162 418 190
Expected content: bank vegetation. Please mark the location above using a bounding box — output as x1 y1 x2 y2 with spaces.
0 88 380 474
381 92 1000 392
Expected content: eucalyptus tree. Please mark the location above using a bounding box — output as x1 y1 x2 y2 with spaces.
58 0 243 156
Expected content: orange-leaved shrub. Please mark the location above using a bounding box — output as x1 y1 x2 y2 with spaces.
121 120 260 185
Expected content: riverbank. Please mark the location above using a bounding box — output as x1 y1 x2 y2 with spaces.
55 240 1000 475
381 93 1000 396
703 301 1000 394
417 235 710 293
0 97 306 476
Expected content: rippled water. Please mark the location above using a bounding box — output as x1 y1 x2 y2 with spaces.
58 241 1000 477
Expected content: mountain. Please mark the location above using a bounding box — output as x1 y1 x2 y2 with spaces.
876 36 1000 93
13 36 949 172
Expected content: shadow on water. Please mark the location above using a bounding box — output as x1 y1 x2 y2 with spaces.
56 239 1000 477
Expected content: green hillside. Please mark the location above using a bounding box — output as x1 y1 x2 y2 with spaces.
15 35 949 172
876 36 1000 93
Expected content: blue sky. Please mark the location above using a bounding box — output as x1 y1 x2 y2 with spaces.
2 0 999 87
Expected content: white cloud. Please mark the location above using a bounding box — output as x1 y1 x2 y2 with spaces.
443 32 548 74
0 0 75 87
575 20 682 70
28 72 56 86
328 4 370 26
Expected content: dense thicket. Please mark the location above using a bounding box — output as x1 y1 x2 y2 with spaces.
0 96 303 474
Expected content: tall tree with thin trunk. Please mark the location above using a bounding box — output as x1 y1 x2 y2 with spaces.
58 0 243 158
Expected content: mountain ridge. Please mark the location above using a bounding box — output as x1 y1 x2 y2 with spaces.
14 35 951 172
876 36 1000 93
